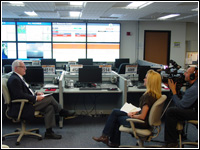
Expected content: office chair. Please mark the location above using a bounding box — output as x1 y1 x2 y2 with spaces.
119 95 167 148
2 78 42 145
176 120 198 148
118 63 130 74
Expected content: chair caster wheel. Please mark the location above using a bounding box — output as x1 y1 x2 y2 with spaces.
16 142 20 145
38 137 42 140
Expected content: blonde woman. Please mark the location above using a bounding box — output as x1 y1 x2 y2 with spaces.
92 70 162 147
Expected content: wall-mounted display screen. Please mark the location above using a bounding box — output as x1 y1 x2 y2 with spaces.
17 22 51 41
18 43 51 59
53 23 86 42
87 43 120 62
2 22 16 41
87 23 120 42
2 42 17 59
53 43 86 62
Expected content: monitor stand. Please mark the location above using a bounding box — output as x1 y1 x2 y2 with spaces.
30 84 42 90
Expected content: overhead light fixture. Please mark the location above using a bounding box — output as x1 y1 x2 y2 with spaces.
69 11 81 17
192 8 198 11
157 14 180 20
126 1 153 9
70 2 84 6
9 2 24 6
24 11 38 16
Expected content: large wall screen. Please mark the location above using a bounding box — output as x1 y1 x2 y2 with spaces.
87 23 120 62
2 21 120 62
87 23 120 42
17 22 51 41
2 22 16 41
53 23 86 42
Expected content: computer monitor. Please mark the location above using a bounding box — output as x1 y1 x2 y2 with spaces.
41 59 56 66
24 66 44 86
79 67 102 84
83 65 99 69
115 58 130 68
2 59 16 73
2 59 16 66
78 58 93 65
137 65 151 82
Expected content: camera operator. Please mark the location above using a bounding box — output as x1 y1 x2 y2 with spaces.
164 65 198 148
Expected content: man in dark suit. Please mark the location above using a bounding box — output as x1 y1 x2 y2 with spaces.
7 60 75 139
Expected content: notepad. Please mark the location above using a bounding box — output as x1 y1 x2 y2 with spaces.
42 93 53 97
120 102 141 113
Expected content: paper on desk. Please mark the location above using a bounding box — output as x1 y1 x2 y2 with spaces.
120 102 141 113
42 93 53 97
43 84 58 89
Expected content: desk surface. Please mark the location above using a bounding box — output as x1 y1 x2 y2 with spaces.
128 86 170 93
63 87 122 93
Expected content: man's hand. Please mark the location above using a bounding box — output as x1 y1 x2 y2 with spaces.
36 95 45 101
36 92 44 96
168 79 177 95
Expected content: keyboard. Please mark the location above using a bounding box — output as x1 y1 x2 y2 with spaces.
79 87 102 90
137 85 146 89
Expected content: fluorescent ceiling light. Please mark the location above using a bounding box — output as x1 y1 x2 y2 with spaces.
24 11 38 16
9 2 24 6
157 14 180 20
126 2 153 9
70 2 84 6
192 8 198 11
69 11 81 17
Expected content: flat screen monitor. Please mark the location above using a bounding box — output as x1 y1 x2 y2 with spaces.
87 23 120 42
2 42 17 59
78 58 93 65
2 22 16 41
79 68 102 83
2 59 16 66
17 22 51 41
52 23 86 42
83 65 99 69
115 58 130 68
137 65 151 82
41 59 56 66
24 66 44 86
18 43 51 59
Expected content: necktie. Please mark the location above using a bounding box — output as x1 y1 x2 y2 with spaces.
22 78 35 96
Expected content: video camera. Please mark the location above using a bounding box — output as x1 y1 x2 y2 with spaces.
162 60 186 98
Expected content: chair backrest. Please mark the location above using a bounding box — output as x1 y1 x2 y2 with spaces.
149 95 167 126
118 63 130 74
2 78 11 105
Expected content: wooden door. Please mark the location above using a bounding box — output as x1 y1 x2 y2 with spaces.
144 31 171 65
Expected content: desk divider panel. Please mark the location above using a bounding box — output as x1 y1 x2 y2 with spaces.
58 71 65 128
113 71 127 106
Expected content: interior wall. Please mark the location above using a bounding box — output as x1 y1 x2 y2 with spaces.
120 21 138 64
138 21 186 68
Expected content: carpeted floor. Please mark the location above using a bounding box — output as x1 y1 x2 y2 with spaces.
1 115 198 148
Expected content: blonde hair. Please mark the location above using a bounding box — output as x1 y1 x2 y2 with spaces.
144 69 162 99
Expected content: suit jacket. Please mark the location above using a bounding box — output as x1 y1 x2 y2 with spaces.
7 72 36 120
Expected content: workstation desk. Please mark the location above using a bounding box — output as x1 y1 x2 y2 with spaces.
62 71 124 114
127 85 170 108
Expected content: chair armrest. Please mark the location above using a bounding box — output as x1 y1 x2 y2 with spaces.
125 118 145 139
12 99 29 103
126 118 145 124
11 99 29 122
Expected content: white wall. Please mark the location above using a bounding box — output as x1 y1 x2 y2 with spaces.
120 21 138 64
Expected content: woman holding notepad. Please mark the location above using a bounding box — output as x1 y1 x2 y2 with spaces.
92 70 162 147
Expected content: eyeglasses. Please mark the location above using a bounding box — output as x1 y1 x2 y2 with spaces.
17 66 26 69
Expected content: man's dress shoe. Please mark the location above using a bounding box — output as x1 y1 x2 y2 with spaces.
44 132 62 139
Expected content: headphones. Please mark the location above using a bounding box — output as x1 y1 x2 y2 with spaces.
190 67 198 80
